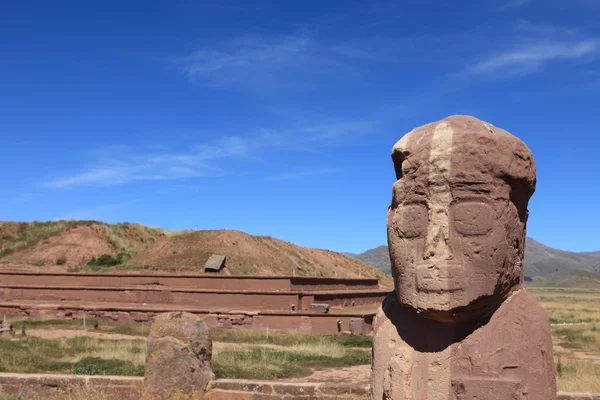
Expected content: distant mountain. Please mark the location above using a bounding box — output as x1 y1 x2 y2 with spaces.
528 270 600 289
353 246 392 275
350 238 600 281
525 238 600 279
581 251 600 259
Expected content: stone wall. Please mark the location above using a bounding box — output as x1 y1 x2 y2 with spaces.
0 272 380 291
0 373 141 400
0 285 387 312
209 379 369 399
0 374 596 399
0 303 374 334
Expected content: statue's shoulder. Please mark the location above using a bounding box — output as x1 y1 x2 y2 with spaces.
494 289 551 330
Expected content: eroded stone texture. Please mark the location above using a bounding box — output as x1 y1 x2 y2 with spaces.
372 115 556 399
143 312 214 400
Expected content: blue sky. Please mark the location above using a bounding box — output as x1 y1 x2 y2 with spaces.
1 0 599 253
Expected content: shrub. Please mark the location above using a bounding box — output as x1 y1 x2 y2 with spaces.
0 248 13 258
557 357 563 377
87 252 130 267
56 255 67 265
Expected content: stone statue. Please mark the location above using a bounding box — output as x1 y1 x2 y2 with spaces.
371 115 556 400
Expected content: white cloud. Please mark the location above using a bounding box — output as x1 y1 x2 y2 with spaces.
470 40 598 75
44 136 246 189
173 33 406 90
176 34 333 88
44 117 375 189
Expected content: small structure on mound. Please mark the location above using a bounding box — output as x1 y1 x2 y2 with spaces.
143 312 214 400
204 254 226 272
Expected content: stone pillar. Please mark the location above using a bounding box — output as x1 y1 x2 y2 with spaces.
143 312 214 400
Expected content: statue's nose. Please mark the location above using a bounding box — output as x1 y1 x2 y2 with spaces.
423 218 453 262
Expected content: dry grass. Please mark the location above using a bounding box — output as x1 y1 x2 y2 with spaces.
555 358 600 392
553 324 600 353
540 298 600 324
536 290 600 392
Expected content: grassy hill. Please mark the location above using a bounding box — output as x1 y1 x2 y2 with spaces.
0 220 391 286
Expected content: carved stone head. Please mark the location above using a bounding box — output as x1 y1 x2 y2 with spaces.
387 115 536 322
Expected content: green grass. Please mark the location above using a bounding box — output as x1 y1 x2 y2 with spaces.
0 336 145 376
0 396 23 400
212 346 371 380
67 264 146 273
104 323 151 337
9 318 151 337
211 328 373 348
0 322 372 381
11 318 84 329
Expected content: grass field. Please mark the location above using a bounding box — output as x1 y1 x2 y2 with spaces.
1 290 599 392
531 288 600 392
0 325 373 381
0 336 145 376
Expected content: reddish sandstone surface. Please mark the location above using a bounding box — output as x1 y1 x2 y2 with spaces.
373 115 556 399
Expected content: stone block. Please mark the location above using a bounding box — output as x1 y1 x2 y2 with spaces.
204 255 226 272
310 303 330 313
143 312 214 400
348 318 364 335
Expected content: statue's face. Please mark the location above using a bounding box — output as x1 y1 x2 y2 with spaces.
388 180 524 321
387 125 526 322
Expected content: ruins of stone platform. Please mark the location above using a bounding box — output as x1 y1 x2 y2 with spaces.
0 271 385 334
0 374 594 400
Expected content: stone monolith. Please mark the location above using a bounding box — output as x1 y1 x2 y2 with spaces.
371 115 556 399
143 312 214 400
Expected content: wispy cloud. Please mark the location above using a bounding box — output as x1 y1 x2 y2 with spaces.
471 39 598 76
44 117 376 189
176 34 338 88
44 136 247 188
173 33 406 90
254 119 378 150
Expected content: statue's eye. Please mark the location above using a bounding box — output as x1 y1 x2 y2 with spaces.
394 203 428 238
451 202 494 236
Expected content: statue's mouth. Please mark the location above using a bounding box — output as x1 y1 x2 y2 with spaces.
415 263 465 293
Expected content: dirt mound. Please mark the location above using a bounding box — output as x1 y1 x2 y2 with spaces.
129 229 389 282
2 224 113 267
0 221 166 268
0 221 390 285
